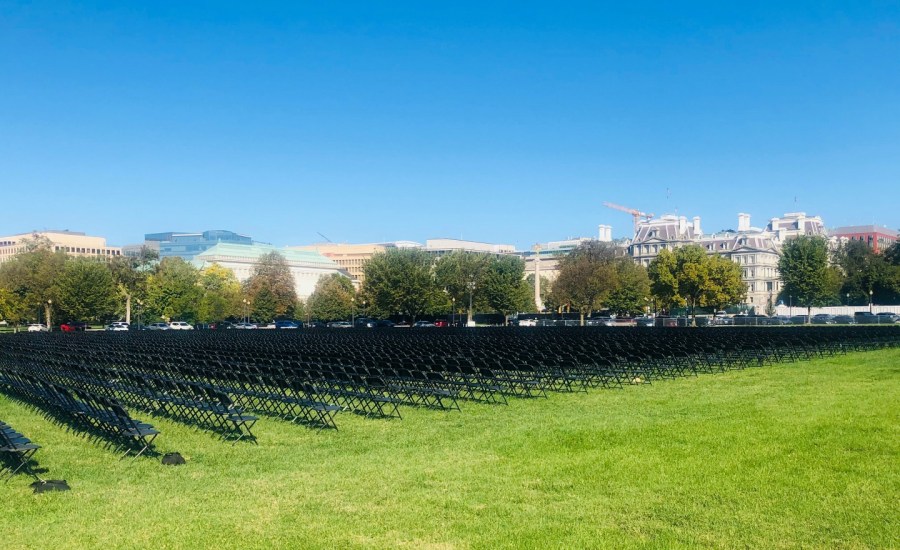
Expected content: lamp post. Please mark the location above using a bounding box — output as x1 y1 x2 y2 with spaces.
467 280 475 327
47 299 52 332
351 297 355 326
451 296 456 326
242 299 249 323
846 292 850 307
869 289 874 313
136 299 143 330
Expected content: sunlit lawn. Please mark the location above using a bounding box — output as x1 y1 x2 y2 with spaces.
1 349 898 549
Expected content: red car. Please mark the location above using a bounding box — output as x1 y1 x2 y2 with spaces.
433 320 449 328
60 321 87 332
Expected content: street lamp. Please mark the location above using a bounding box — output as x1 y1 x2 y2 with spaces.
47 299 52 332
136 299 143 329
451 296 456 326
468 280 475 327
869 289 874 313
351 297 355 326
846 292 850 307
242 299 250 323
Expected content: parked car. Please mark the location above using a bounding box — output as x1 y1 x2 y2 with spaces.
413 321 436 328
811 314 835 325
876 312 900 323
586 317 615 327
832 315 855 325
27 323 48 332
233 322 258 329
854 311 878 324
168 321 194 330
148 322 170 330
770 316 793 326
274 320 300 329
60 321 88 332
326 321 352 329
790 315 809 325
371 319 395 328
105 323 129 331
305 321 326 329
635 316 655 327
433 320 449 328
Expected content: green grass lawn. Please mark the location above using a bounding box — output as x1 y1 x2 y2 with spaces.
1 350 898 549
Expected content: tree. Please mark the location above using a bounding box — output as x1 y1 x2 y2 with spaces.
361 248 443 323
778 236 835 319
0 286 26 329
835 240 896 305
196 263 242 323
307 273 355 321
53 258 119 323
672 246 709 319
648 249 682 313
605 257 651 316
108 246 158 323
243 252 298 318
144 257 201 321
525 273 552 311
433 251 491 325
701 254 747 315
481 255 532 324
0 247 67 326
552 241 620 325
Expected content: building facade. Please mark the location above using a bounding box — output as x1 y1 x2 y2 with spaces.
193 243 345 300
627 212 827 308
0 230 121 264
143 230 253 260
829 225 899 253
287 242 392 284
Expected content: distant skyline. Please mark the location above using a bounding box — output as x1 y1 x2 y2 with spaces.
2 2 899 249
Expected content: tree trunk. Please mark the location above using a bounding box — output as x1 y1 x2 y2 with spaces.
580 311 585 326
44 304 52 331
125 294 132 324
467 306 473 326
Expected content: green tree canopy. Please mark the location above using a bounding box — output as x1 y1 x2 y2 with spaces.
551 241 620 325
361 248 442 322
108 246 158 323
778 236 835 317
308 273 355 321
433 251 491 324
145 257 201 321
0 247 67 325
481 255 532 324
243 252 298 318
701 254 747 313
53 258 119 323
835 239 898 305
196 263 242 323
605 257 651 316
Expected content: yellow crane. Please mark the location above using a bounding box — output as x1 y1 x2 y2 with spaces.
602 202 654 234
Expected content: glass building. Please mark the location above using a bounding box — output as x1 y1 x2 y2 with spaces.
145 230 253 260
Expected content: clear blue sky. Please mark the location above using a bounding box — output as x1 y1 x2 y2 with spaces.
2 1 898 249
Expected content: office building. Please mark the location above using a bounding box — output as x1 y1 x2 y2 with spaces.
0 230 121 264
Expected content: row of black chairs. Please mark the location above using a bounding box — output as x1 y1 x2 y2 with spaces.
1 420 40 481
0 368 159 458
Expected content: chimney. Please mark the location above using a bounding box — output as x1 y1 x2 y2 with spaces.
738 213 750 232
692 216 702 235
678 216 688 236
598 225 612 242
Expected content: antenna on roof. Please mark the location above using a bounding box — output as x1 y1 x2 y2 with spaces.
316 232 333 243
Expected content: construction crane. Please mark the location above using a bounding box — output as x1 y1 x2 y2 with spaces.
602 202 655 234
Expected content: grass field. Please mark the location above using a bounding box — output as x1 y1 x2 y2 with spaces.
1 349 898 549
